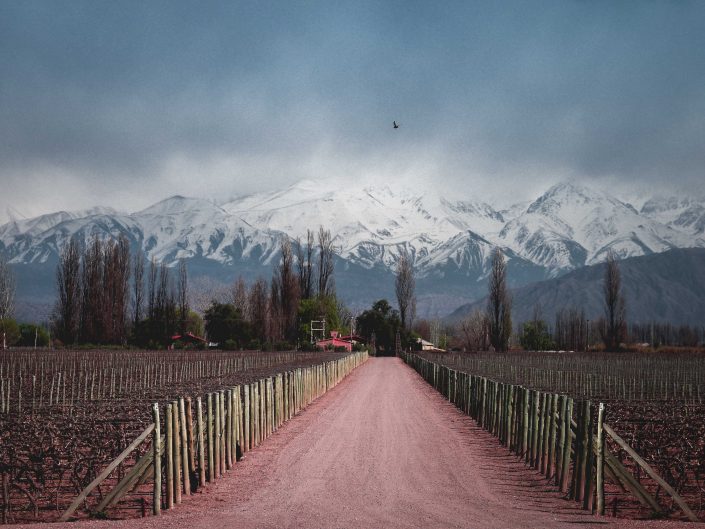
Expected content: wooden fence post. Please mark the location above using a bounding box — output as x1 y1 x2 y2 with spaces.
172 400 182 504
547 394 558 479
176 398 188 497
196 396 206 488
214 391 221 478
219 389 226 475
244 384 250 452
582 400 594 511
207 393 214 482
165 403 174 509
560 398 573 493
152 403 161 516
185 398 195 485
596 402 605 515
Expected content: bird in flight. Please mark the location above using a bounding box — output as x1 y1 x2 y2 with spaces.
393 121 399 129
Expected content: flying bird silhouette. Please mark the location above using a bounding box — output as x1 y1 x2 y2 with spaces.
393 121 399 129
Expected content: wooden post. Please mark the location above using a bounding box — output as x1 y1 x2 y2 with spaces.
152 403 161 516
556 395 566 486
536 392 545 470
185 398 196 478
560 398 573 493
582 401 594 511
213 392 221 478
219 390 226 475
530 391 539 467
179 398 190 496
603 423 699 522
596 402 605 515
542 393 551 474
196 396 206 487
225 389 232 469
522 388 529 459
60 423 156 521
165 404 174 509
571 401 584 501
172 400 182 504
244 384 250 452
207 393 214 482
252 382 260 446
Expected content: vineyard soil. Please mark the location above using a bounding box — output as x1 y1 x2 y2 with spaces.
11 358 695 529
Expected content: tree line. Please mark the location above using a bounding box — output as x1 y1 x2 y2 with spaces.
204 227 341 349
2 233 703 351
53 235 191 347
453 250 704 352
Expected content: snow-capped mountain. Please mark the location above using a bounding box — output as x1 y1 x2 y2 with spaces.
640 196 705 236
221 179 505 270
1 179 704 318
497 183 699 272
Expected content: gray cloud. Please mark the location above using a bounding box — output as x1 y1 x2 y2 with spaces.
1 1 704 221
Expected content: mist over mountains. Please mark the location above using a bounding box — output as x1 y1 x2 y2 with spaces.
2 179 704 323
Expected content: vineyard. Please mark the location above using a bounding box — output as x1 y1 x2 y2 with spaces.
0 349 357 524
417 351 705 521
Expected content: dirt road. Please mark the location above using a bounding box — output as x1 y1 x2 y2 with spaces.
19 357 695 529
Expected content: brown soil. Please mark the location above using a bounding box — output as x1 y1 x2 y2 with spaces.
12 358 699 529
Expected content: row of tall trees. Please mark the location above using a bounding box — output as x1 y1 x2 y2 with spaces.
0 254 17 348
457 249 632 352
55 236 131 344
203 228 341 349
54 236 190 347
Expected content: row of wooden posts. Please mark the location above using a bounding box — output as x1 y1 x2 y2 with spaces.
59 351 368 520
400 352 700 522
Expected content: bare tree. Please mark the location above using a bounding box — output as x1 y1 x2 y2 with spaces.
55 238 81 344
268 276 282 342
486 247 512 352
395 252 416 330
0 254 15 320
602 252 626 351
147 258 158 321
103 236 130 344
81 235 104 343
153 263 177 341
231 276 249 320
460 309 487 352
296 230 315 300
178 259 188 333
273 237 300 342
317 227 335 298
132 248 144 330
249 277 269 344
554 307 587 351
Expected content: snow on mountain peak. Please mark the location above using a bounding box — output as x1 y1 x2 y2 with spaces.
1 179 704 276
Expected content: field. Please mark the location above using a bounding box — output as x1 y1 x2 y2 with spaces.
417 351 705 521
0 349 351 524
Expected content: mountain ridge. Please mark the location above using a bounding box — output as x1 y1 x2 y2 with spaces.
446 247 705 326
2 179 704 321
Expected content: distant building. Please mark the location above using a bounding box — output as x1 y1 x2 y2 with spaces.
316 330 353 352
170 332 207 349
416 337 444 353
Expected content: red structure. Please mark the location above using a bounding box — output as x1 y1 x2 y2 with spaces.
170 332 207 348
315 330 353 352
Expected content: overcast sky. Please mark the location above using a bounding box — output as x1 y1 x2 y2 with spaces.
1 1 704 222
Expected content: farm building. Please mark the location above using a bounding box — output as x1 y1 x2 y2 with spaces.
316 330 353 352
416 338 445 353
170 332 208 348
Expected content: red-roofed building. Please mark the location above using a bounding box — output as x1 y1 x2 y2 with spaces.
315 330 353 352
170 332 208 349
